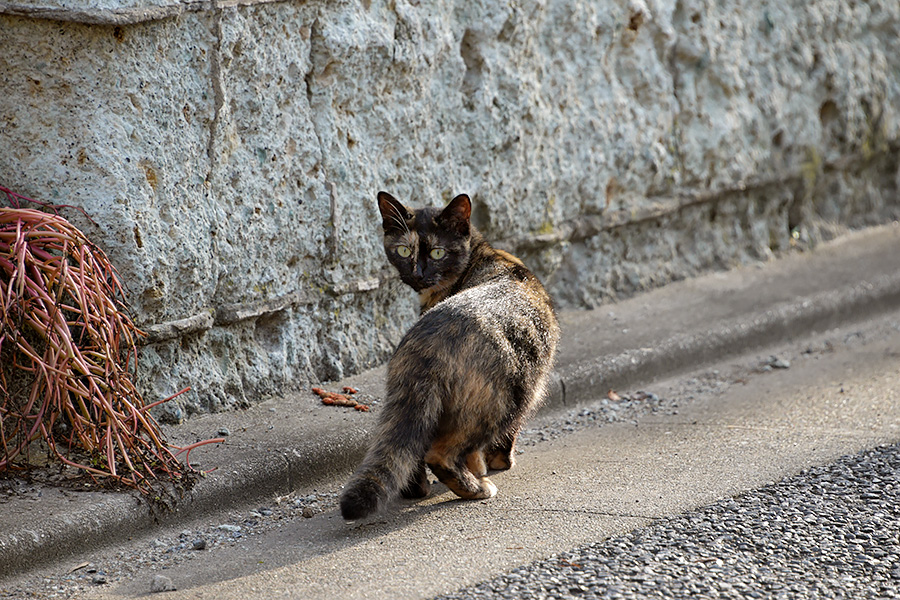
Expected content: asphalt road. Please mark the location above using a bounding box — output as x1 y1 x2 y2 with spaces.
433 314 900 600
436 442 900 600
5 306 897 599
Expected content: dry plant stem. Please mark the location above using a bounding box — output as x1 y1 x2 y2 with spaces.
1 206 212 494
174 438 226 472
1 185 96 225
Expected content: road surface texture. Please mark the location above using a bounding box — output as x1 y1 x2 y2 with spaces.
436 446 899 599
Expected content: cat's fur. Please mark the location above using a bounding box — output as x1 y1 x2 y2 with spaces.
339 192 560 520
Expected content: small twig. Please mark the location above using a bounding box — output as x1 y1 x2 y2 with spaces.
173 438 226 471
141 387 191 412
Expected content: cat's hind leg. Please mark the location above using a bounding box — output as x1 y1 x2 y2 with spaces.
425 438 497 500
485 406 529 471
486 383 541 471
428 461 497 500
400 461 431 499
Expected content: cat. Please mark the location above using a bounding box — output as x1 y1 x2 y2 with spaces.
339 191 560 520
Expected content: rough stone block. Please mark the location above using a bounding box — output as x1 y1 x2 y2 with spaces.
1 0 897 415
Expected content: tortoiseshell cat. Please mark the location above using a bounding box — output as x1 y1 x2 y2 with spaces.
339 192 560 520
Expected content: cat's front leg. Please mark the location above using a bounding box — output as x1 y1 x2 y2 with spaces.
425 441 498 500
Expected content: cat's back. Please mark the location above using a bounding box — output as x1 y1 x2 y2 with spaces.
391 246 559 382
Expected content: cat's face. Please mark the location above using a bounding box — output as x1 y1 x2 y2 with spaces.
377 192 472 293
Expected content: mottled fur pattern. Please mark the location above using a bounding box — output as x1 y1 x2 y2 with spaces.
339 192 560 520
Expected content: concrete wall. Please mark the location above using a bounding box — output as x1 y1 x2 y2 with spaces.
1 0 898 421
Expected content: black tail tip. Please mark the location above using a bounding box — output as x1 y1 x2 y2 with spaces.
340 478 384 520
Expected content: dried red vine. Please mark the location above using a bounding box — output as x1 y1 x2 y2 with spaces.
0 187 219 495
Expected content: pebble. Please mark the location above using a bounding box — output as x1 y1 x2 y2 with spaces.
217 524 241 533
91 574 107 585
767 355 791 369
192 538 207 551
149 574 176 593
216 426 231 437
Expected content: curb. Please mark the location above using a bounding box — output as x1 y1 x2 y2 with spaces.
0 421 371 580
551 271 900 410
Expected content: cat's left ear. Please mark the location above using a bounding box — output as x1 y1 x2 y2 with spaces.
438 194 471 236
377 191 413 233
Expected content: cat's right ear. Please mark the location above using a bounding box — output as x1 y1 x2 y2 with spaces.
438 194 471 236
377 192 412 233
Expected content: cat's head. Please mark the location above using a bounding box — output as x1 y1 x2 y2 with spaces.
376 191 473 292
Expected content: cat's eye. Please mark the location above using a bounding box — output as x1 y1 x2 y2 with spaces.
396 245 412 258
430 248 446 260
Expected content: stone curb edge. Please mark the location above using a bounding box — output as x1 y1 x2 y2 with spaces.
550 271 900 410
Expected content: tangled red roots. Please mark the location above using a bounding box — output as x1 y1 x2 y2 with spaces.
0 196 218 494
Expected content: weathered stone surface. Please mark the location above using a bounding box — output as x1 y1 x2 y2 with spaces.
1 0 898 415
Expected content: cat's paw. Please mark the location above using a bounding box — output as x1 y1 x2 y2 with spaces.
476 477 498 499
487 451 515 471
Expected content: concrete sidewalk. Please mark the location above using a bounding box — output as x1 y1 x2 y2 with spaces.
2 224 900 581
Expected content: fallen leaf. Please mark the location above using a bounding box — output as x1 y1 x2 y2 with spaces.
314 386 370 411
321 394 356 407
607 390 622 402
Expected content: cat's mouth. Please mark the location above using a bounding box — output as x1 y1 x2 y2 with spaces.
402 270 460 294
414 277 455 295
398 272 432 291
405 278 433 292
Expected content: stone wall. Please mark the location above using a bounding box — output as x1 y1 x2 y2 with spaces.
1 0 898 420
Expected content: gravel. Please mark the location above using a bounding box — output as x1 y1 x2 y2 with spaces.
0 492 338 598
149 574 175 593
434 443 900 600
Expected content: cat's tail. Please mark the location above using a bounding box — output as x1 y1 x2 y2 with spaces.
339 382 441 520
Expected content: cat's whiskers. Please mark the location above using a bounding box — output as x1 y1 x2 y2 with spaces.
387 210 411 236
